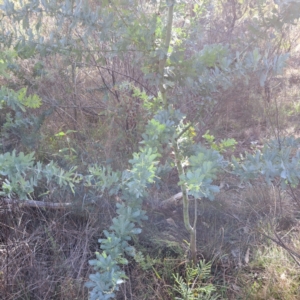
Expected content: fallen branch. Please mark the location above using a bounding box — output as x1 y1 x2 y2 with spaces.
160 192 183 208
1 198 72 209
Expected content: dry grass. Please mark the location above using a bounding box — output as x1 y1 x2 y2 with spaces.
0 201 114 300
2 181 299 299
237 233 300 300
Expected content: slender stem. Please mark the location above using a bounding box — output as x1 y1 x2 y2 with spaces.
193 198 198 229
158 0 174 108
191 198 198 264
173 141 193 233
190 228 197 264
157 0 198 264
176 122 194 142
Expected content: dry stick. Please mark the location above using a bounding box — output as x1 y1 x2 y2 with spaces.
159 192 183 208
74 28 156 97
3 212 9 298
71 62 78 133
273 230 300 262
90 63 156 97
74 29 122 102
273 95 282 150
1 198 72 209
287 183 300 209
260 230 300 267
225 209 300 266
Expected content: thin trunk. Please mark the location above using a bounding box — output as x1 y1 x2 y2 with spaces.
158 0 198 264
173 142 192 233
71 62 78 138
190 229 197 264
173 141 198 264
158 0 174 108
191 198 198 264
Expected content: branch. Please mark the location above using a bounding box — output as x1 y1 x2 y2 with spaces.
160 192 183 208
1 198 72 209
254 227 300 266
158 0 175 107
173 142 193 233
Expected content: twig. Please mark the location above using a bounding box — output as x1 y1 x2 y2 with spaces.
260 230 300 266
1 198 72 209
159 192 183 208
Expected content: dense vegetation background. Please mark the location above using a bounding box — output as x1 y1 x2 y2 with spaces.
1 0 300 299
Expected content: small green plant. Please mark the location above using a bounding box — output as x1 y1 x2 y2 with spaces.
85 146 159 300
173 260 220 300
202 130 237 153
240 242 300 300
54 130 78 163
285 101 300 116
134 252 158 271
0 64 52 152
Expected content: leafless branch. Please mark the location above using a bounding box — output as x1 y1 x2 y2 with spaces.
1 198 72 209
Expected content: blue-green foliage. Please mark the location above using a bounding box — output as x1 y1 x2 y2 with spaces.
179 145 226 200
142 108 227 201
86 250 124 300
0 81 52 151
3 97 300 299
232 137 300 188
125 147 159 198
86 146 159 300
85 165 121 196
142 108 226 202
0 0 157 61
0 150 80 199
141 107 184 151
86 109 191 299
197 44 229 69
85 110 173 299
86 202 147 299
0 60 79 199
